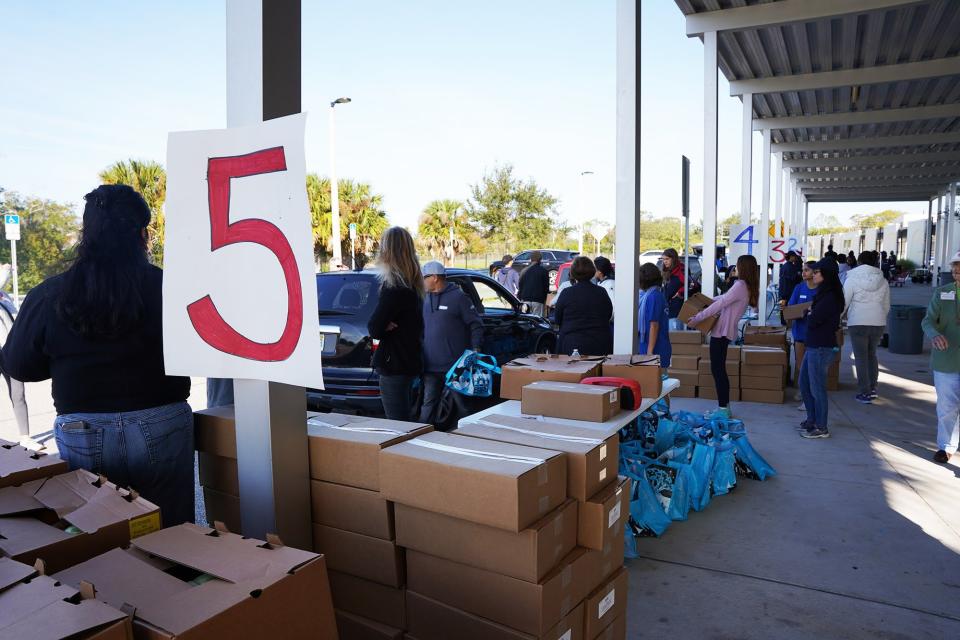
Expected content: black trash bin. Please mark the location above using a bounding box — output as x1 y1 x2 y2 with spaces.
886 305 926 354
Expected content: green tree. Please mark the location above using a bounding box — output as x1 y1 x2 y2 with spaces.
808 214 850 236
416 199 474 265
465 165 558 247
306 174 389 265
99 159 166 265
638 213 703 253
0 192 79 290
851 209 904 230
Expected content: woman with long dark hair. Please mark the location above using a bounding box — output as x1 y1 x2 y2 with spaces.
799 259 844 439
0 185 193 524
661 248 685 319
368 226 424 420
687 254 759 419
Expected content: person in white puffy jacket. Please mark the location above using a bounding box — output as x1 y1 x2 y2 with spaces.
843 250 891 404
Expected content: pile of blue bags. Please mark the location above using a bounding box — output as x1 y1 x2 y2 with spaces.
618 400 776 557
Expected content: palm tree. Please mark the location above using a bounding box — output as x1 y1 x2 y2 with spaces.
306 173 389 265
417 199 469 265
99 160 166 265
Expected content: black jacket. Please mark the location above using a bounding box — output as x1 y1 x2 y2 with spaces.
779 260 802 303
517 263 550 304
0 266 190 414
422 282 483 373
554 281 613 356
368 283 424 375
663 273 684 318
805 288 842 348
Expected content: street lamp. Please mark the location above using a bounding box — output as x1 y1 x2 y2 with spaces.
578 170 594 255
329 97 352 270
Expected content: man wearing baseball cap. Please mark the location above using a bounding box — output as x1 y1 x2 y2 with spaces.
420 261 483 424
922 250 960 463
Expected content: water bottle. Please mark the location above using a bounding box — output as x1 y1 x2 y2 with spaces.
571 348 581 358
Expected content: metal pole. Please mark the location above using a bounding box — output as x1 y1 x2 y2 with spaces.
926 198 933 269
329 104 342 270
740 93 753 225
701 30 719 298
773 154 783 290
758 129 771 325
10 239 17 307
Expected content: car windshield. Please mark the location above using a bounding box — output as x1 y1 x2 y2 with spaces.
316 274 379 315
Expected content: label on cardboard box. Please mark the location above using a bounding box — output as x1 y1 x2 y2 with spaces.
608 500 621 529
598 587 616 618
129 512 162 539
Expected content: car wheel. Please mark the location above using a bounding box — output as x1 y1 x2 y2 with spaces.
548 269 558 291
534 332 557 355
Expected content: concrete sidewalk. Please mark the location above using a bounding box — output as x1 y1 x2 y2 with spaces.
628 282 959 638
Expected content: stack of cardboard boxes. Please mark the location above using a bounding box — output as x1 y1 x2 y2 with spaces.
193 405 245 531
382 422 629 640
307 414 432 639
740 346 789 403
667 331 702 398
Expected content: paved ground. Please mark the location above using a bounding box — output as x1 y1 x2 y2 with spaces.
1 281 956 638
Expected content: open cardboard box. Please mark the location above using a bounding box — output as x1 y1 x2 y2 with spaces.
678 293 716 335
0 557 131 639
600 354 662 398
499 355 603 401
307 414 432 491
0 439 68 489
54 523 338 640
0 469 160 573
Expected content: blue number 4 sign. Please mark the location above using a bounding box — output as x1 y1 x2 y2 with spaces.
734 225 758 255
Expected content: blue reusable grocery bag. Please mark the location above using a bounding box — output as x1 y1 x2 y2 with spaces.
444 350 501 397
711 438 738 496
716 420 777 481
688 442 715 511
620 458 672 550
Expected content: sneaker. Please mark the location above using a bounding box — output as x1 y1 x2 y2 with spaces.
868 389 879 400
933 450 952 464
800 427 830 439
705 407 732 420
855 393 873 404
797 420 814 432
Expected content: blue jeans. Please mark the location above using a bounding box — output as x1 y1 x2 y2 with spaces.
934 371 960 454
800 347 835 429
379 374 416 421
419 373 445 424
54 401 195 526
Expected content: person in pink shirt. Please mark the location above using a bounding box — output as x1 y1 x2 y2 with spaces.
687 254 760 419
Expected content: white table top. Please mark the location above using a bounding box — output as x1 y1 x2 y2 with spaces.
458 378 680 436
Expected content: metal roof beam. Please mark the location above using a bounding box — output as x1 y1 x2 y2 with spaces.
773 131 960 153
783 151 960 168
802 186 939 194
754 103 960 131
729 56 960 96
685 0 924 37
799 179 950 189
793 166 960 179
806 194 933 202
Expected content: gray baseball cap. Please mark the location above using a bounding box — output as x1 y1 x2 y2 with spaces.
423 261 446 276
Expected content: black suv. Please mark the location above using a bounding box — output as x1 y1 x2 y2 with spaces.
488 249 579 291
308 269 556 425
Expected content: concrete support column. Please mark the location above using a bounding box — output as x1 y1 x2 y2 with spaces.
925 198 933 267
701 30 719 297
740 94 753 225
613 0 640 353
772 153 783 288
802 199 809 259
948 183 958 267
758 129 772 325
935 194 944 276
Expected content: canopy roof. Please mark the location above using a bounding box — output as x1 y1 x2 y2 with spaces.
675 0 960 202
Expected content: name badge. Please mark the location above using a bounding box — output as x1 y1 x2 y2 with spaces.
438 305 448 310
941 291 956 301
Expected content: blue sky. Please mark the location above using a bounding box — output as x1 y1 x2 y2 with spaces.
0 1 927 235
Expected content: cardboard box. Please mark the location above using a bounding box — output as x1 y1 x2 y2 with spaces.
741 346 788 366
668 330 702 344
740 375 785 391
380 431 567 532
600 354 662 398
335 610 403 640
311 479 394 540
698 387 741 402
307 414 432 491
672 386 697 398
521 381 621 423
455 415 617 501
667 370 699 387
55 523 338 640
698 344 741 362
583 567 628 640
0 441 67 489
405 591 584 640
197 452 238 497
312 524 404 588
0 557 132 640
670 343 702 356
741 388 785 404
745 364 786 379
0 469 161 573
201 485 240 533
500 355 603 401
743 325 787 346
669 354 699 370
406 547 600 636
678 293 716 334
697 360 740 375
783 301 812 322
329 570 406 630
697 373 740 389
194 406 322 460
594 614 626 640
578 476 629 551
395 500 577 583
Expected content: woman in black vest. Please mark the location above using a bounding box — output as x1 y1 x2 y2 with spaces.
554 257 613 356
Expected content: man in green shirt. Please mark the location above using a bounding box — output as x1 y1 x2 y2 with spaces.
922 251 960 463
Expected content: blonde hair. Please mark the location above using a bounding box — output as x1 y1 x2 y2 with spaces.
377 226 424 297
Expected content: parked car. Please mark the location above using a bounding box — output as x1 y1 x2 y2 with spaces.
911 267 933 283
488 249 579 292
308 269 556 426
639 250 663 265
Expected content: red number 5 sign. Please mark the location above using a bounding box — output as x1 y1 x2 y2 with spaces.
163 114 324 388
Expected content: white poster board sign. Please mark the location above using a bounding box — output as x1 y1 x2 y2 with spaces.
163 114 324 389
729 223 802 265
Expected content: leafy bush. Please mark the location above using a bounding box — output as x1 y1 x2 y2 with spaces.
897 258 916 272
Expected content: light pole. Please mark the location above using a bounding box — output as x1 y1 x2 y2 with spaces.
329 96 351 270
578 170 594 254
